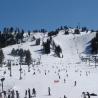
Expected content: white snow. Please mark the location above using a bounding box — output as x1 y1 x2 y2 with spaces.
0 30 98 98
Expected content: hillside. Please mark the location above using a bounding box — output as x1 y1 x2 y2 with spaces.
0 29 98 98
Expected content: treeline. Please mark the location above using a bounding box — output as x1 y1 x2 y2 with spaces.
11 48 32 63
11 48 29 57
91 32 98 54
0 48 32 67
0 49 4 67
48 26 90 37
11 48 32 72
48 26 69 37
33 28 47 33
0 27 48 48
0 26 91 48
0 27 25 48
42 37 62 58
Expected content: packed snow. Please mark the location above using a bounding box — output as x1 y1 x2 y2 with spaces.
0 30 98 98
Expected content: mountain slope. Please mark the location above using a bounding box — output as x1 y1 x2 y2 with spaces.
0 30 98 98
53 30 96 62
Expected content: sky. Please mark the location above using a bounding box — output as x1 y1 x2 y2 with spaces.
0 0 98 31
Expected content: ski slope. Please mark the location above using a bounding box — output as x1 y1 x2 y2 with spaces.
0 30 98 98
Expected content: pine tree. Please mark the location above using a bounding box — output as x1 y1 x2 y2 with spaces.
74 28 80 34
0 49 4 67
36 38 40 45
55 45 62 57
43 39 50 54
25 50 32 72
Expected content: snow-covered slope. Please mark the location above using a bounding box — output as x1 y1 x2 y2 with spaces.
53 30 96 62
0 30 98 98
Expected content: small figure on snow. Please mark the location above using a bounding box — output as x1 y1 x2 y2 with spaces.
64 79 66 83
25 90 27 98
28 88 31 98
32 88 36 97
86 72 88 76
8 89 11 98
87 92 90 98
3 91 6 98
74 81 77 86
16 90 19 98
45 70 46 75
0 92 2 98
59 75 60 79
66 74 68 77
33 72 35 75
48 87 51 96
64 95 67 98
82 92 86 98
11 90 15 98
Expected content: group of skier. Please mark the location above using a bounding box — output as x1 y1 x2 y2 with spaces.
0 89 19 98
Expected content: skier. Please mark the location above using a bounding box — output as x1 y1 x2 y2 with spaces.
66 74 68 77
59 75 60 79
16 91 19 98
8 89 11 98
11 90 15 98
33 72 35 75
8 94 10 98
3 71 6 75
28 89 31 98
32 88 36 97
25 90 27 98
74 81 77 86
48 87 51 96
45 70 46 75
3 91 6 98
0 92 2 98
87 92 90 98
82 92 86 98
86 72 88 76
64 79 66 83
64 95 67 98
